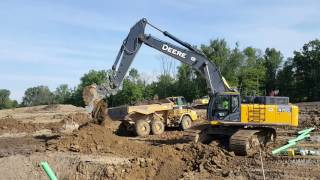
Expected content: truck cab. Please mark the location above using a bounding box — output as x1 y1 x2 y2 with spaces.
167 96 188 109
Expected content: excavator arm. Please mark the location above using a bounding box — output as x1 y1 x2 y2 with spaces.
107 18 230 95
83 18 232 121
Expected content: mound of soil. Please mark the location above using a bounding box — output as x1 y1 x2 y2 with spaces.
0 112 91 135
51 121 252 179
0 117 61 134
181 142 237 179
48 123 186 179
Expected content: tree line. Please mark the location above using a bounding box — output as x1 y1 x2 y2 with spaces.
0 38 319 109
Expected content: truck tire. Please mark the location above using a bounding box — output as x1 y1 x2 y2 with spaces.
181 115 192 130
116 122 133 136
151 120 165 135
135 120 150 137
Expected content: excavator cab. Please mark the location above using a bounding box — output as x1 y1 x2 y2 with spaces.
209 92 241 122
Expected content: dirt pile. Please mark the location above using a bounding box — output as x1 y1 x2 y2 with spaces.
0 136 46 157
180 142 237 179
48 123 186 179
0 117 61 134
0 108 91 135
0 104 87 122
47 121 252 179
28 104 84 113
296 102 320 129
49 123 140 154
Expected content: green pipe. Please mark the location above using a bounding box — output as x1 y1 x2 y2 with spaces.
40 161 58 180
272 128 315 155
288 134 310 144
272 142 296 155
297 127 315 135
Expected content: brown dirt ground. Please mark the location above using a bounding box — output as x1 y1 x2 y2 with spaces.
296 102 320 129
0 105 90 135
0 103 319 179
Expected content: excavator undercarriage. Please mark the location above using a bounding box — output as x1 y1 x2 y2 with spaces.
185 125 276 155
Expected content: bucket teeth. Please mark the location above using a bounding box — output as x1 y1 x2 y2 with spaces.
183 129 201 143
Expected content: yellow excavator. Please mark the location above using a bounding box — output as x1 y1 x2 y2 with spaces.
83 18 299 155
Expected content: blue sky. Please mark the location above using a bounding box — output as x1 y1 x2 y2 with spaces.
0 0 319 101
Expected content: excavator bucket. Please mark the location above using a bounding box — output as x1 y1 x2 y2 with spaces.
183 123 213 143
82 84 109 123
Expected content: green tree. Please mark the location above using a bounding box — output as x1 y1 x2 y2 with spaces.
201 39 229 73
69 70 109 106
22 86 54 106
0 89 17 109
277 58 296 100
264 48 283 95
108 69 145 106
11 100 18 108
128 68 139 82
79 70 109 88
154 74 176 99
228 43 244 86
175 64 202 102
0 89 11 109
292 39 320 101
54 84 72 104
239 47 266 96
111 79 144 106
201 39 242 86
276 39 320 101
144 82 157 100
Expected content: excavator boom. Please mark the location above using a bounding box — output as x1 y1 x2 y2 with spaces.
83 18 231 120
93 18 230 98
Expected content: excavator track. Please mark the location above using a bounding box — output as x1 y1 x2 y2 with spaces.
182 122 277 156
229 129 260 156
229 128 276 156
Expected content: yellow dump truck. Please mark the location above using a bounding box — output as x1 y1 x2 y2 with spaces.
108 96 198 136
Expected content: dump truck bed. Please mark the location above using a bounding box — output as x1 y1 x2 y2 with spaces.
108 103 174 120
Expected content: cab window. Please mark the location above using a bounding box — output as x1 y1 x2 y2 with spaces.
231 95 239 112
215 95 229 110
176 97 187 106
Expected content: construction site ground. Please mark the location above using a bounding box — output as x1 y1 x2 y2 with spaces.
0 103 319 180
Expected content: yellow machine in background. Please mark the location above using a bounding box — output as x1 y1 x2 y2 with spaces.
192 96 209 108
108 96 198 136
